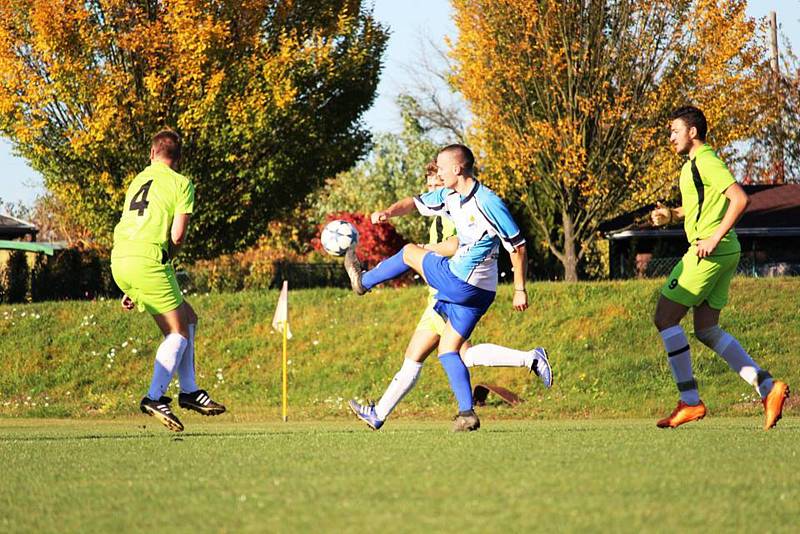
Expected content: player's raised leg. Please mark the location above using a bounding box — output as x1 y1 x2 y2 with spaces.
461 343 552 388
345 243 430 295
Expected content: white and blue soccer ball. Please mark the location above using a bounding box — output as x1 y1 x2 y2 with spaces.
320 220 358 257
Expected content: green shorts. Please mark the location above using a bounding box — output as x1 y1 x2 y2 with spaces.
660 247 740 310
111 245 183 315
415 296 446 336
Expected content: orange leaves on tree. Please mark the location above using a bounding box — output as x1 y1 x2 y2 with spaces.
451 0 775 280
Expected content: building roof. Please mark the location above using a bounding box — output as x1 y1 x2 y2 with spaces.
0 213 38 240
0 240 54 255
602 184 800 240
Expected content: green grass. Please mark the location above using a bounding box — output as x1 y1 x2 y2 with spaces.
1 277 799 419
1 417 798 532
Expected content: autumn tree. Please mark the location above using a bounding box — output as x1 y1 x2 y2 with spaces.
0 0 387 258
743 40 800 183
452 0 775 280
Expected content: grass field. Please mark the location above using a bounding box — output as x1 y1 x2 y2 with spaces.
2 417 798 532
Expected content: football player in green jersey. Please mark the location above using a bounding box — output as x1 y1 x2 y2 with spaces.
651 107 788 430
111 130 225 432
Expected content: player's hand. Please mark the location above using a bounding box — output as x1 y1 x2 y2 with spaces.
513 288 528 312
120 294 135 311
695 237 719 258
650 203 672 227
370 211 389 224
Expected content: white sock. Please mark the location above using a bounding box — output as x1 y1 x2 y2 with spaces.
461 343 534 368
374 358 423 421
659 326 700 405
178 324 199 393
147 333 187 401
696 326 773 398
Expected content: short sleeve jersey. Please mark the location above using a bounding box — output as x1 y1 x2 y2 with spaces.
112 162 195 254
426 215 457 297
679 144 740 255
414 180 525 291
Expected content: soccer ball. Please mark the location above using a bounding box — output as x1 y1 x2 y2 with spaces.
320 220 358 257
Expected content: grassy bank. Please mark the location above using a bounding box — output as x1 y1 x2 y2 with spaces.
1 278 798 420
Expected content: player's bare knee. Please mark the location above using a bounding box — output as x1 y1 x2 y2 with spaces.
401 243 420 263
653 311 670 331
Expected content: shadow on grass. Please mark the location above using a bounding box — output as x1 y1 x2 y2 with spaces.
0 428 378 442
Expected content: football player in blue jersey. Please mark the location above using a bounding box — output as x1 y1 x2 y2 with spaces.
344 144 535 431
348 160 552 432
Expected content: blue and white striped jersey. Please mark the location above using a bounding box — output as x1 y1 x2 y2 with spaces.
413 180 525 291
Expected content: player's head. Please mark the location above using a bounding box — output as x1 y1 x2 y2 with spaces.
669 106 707 155
436 144 475 188
150 129 182 168
425 159 443 192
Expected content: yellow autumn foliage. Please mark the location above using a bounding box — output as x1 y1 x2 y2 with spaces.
451 0 776 280
0 0 387 258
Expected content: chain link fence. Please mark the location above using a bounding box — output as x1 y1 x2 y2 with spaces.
623 255 800 279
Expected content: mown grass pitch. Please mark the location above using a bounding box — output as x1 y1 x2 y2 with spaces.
2 417 798 532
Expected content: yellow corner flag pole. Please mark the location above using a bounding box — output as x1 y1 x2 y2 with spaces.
282 319 288 422
271 280 292 422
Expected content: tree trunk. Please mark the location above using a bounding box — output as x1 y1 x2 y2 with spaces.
562 210 579 282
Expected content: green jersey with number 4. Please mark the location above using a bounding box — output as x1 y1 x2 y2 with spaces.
112 161 194 257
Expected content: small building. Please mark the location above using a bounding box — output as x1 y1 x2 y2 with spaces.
601 184 800 279
0 213 38 241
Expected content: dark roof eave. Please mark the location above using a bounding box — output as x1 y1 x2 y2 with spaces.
606 227 800 240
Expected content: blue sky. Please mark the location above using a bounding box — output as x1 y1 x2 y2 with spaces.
1 0 798 205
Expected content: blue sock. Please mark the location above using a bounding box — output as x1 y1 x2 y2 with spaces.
361 246 410 290
438 351 473 412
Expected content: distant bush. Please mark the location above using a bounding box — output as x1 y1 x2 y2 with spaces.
30 246 118 302
4 250 29 303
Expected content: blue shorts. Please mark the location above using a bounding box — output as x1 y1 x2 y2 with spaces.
422 253 495 339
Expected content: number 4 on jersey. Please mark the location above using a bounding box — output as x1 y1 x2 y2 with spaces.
129 180 153 216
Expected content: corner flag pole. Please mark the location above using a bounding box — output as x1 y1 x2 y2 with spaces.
271 280 292 422
282 318 288 422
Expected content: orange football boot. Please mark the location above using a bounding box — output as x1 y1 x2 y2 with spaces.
763 381 790 431
656 400 707 428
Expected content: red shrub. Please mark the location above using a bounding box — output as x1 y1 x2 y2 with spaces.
313 211 407 269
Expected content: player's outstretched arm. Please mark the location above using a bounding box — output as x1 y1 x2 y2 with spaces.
371 197 416 224
651 203 685 226
510 244 528 312
422 235 459 257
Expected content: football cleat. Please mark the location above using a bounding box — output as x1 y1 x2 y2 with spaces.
452 409 481 432
531 347 553 389
656 400 706 429
178 389 226 416
348 399 383 430
763 381 789 431
140 396 184 432
344 245 367 295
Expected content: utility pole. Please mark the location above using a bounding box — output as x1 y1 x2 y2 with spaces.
769 11 785 184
